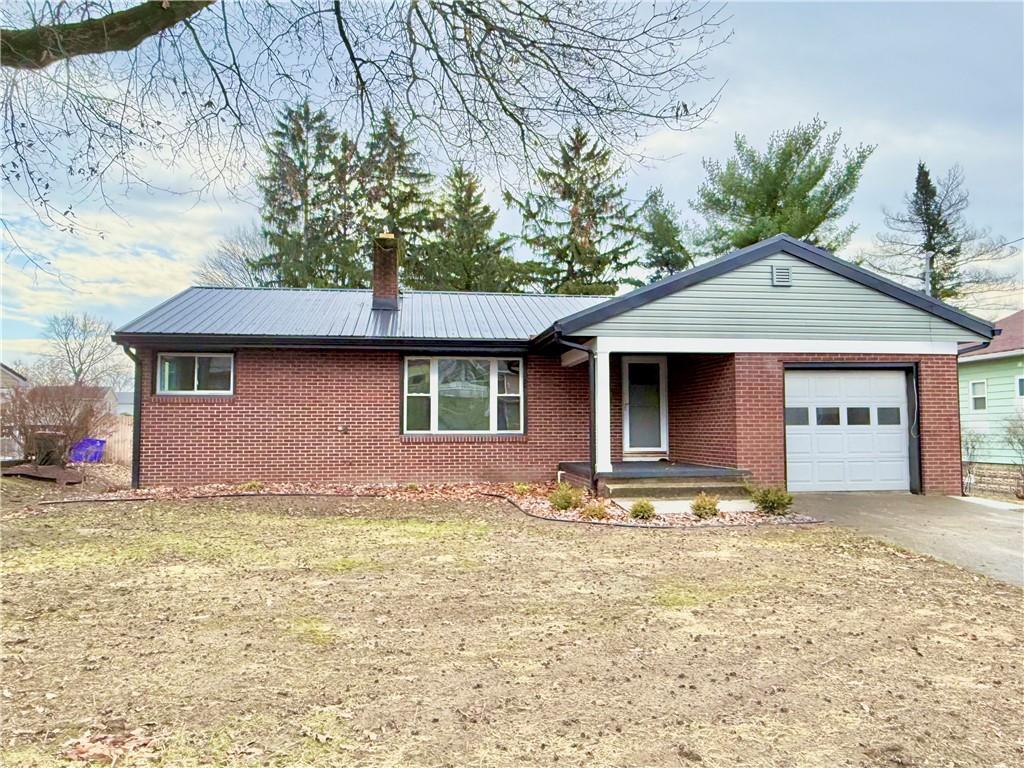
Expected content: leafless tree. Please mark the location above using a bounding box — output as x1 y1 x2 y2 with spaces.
1006 415 1024 500
1 383 115 465
960 427 984 496
42 312 124 385
1 1 729 243
194 224 276 287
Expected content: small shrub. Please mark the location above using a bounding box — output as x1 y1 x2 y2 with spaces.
690 492 720 520
548 482 584 511
629 498 656 520
237 480 265 493
749 485 794 516
404 482 421 492
512 482 532 496
579 501 610 521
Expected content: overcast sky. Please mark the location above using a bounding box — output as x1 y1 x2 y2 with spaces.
2 1 1022 366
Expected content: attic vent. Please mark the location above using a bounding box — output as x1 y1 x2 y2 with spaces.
771 265 792 287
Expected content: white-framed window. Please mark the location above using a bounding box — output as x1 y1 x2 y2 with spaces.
1016 375 1024 400
969 380 987 411
157 353 234 395
403 357 523 434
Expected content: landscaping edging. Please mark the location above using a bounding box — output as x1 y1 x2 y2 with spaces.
27 481 822 530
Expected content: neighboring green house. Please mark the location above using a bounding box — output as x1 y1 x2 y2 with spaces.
959 309 1023 496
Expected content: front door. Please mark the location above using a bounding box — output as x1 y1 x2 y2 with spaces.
622 356 668 460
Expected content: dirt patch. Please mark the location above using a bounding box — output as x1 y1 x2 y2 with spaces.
1 492 1021 767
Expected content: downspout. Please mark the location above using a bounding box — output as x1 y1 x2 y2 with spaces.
121 345 142 490
553 330 598 493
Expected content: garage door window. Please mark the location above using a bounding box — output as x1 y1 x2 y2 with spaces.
784 407 809 426
877 407 901 425
846 407 871 426
815 407 840 426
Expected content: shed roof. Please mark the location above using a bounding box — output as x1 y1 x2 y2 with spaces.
114 287 609 346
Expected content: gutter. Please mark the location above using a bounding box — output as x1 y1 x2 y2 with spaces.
120 345 142 490
553 332 597 493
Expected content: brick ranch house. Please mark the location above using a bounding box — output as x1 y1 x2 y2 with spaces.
112 234 996 495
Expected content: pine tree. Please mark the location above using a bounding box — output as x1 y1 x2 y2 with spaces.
639 187 692 282
361 110 436 265
257 102 358 287
862 162 1019 304
325 132 371 287
506 125 638 294
405 164 530 291
692 118 875 256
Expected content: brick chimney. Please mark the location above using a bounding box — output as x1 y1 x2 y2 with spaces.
372 233 399 311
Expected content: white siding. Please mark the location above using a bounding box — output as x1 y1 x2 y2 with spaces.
578 253 986 342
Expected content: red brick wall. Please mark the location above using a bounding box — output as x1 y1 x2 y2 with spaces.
733 353 962 495
137 349 589 486
668 354 737 467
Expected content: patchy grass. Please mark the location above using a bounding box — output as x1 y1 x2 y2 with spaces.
1 488 1021 767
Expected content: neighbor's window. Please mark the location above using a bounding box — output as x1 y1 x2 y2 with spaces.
404 357 523 433
1017 376 1024 400
970 380 987 411
157 353 234 395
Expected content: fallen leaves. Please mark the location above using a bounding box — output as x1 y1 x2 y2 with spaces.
62 727 158 763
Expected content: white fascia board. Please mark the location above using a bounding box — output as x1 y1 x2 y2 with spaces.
957 349 1024 364
591 337 961 356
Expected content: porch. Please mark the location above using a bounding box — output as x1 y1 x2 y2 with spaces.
557 460 750 498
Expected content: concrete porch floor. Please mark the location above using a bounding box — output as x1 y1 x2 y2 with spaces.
558 461 749 481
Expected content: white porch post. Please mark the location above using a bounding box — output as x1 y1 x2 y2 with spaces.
594 349 613 474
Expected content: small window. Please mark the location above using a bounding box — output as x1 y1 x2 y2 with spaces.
1016 376 1023 399
404 357 523 434
846 407 871 426
816 407 840 426
970 380 987 411
877 407 901 425
784 407 809 426
157 353 233 395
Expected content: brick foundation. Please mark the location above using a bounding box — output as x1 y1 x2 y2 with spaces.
138 349 589 486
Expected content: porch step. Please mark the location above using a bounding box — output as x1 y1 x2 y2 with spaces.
602 478 750 499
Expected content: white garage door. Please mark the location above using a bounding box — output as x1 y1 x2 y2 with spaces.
784 370 910 492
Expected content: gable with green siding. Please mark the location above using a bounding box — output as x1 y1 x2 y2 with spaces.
577 252 987 342
959 355 1024 464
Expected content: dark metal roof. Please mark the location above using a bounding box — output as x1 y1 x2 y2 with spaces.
542 234 996 340
113 287 610 345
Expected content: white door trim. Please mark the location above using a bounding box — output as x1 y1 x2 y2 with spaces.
622 355 669 460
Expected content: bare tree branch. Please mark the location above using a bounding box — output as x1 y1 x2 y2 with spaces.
0 1 213 70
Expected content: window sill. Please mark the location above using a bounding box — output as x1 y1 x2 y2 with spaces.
149 394 235 404
400 433 527 444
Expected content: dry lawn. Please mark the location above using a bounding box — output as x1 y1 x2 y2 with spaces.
1 478 1021 767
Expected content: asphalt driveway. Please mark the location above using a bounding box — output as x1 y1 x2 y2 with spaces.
795 492 1024 586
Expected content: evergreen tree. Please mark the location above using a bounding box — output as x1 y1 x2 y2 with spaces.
862 162 1019 304
325 132 371 287
361 110 437 263
692 117 875 255
506 125 638 294
639 187 692 282
405 165 531 291
256 101 366 287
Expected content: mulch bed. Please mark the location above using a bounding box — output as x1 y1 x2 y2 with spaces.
33 480 819 529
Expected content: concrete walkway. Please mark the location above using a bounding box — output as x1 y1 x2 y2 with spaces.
795 492 1024 586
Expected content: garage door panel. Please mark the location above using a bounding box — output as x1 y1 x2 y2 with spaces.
814 433 845 454
815 462 846 483
785 370 910 493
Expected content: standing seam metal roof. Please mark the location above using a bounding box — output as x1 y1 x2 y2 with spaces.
114 287 611 341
